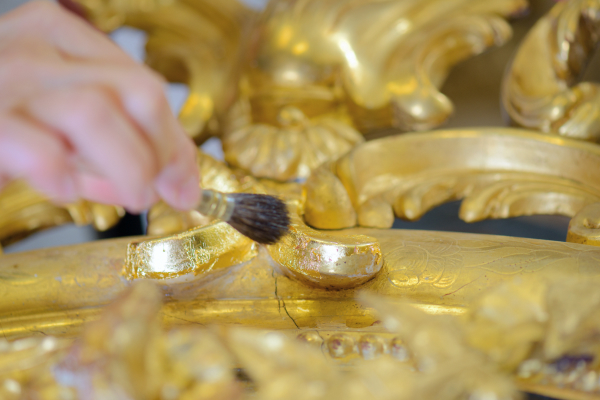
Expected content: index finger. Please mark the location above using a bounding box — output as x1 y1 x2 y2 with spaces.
0 1 134 64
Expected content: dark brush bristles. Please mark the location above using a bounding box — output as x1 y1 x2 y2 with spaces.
226 193 291 245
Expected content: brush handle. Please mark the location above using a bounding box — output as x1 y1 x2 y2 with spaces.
195 189 235 222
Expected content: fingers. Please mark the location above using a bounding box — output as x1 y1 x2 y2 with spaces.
57 63 178 169
56 63 201 209
0 1 133 64
25 85 160 212
0 112 76 202
155 134 201 210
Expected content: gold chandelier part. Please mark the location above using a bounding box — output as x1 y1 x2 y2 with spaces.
503 0 600 141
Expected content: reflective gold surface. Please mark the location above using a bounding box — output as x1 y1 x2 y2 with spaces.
568 203 600 247
3 265 600 399
503 0 600 141
73 0 527 181
268 213 382 289
222 0 527 180
304 128 600 229
125 221 257 279
4 228 600 339
0 180 124 249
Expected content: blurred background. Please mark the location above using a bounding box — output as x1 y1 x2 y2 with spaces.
2 0 590 253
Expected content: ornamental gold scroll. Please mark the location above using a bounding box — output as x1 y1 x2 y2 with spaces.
303 128 600 231
0 180 124 253
222 0 528 180
72 0 527 181
503 0 600 141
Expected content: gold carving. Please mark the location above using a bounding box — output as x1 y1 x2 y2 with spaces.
568 203 600 247
304 128 600 229
503 0 600 141
222 0 527 180
3 266 600 399
0 180 124 249
73 0 527 180
268 213 382 289
141 152 382 288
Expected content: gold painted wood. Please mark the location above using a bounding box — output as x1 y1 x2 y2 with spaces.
304 128 600 229
0 181 124 248
502 0 600 141
3 228 600 339
73 0 527 181
222 0 528 180
2 232 600 398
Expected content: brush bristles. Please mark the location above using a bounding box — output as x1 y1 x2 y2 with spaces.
226 193 291 245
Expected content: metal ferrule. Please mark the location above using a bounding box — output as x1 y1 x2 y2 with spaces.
196 189 235 222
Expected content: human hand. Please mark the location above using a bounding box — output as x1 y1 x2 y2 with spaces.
0 0 200 212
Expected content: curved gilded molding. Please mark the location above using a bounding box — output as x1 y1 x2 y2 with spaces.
304 128 600 229
502 0 600 141
125 221 258 279
0 180 124 249
5 228 600 337
2 266 600 399
268 213 382 289
221 0 527 180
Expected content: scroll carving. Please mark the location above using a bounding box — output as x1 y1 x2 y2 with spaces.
304 128 600 230
502 0 600 141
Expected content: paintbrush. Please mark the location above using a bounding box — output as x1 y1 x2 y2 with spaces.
196 189 290 245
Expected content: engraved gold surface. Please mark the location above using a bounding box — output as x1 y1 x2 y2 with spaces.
4 228 600 340
3 267 600 399
503 0 600 141
304 128 600 229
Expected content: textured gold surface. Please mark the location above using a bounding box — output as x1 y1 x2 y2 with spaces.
3 272 600 399
4 228 600 339
503 0 600 141
568 203 600 246
125 222 257 279
267 214 382 289
221 0 527 180
0 180 124 248
73 0 527 181
304 128 600 229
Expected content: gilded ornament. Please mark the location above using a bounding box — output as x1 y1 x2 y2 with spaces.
7 274 600 399
222 0 528 180
72 0 527 181
303 128 600 230
0 180 124 250
503 0 600 141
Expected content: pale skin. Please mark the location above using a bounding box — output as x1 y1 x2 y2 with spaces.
0 0 201 213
